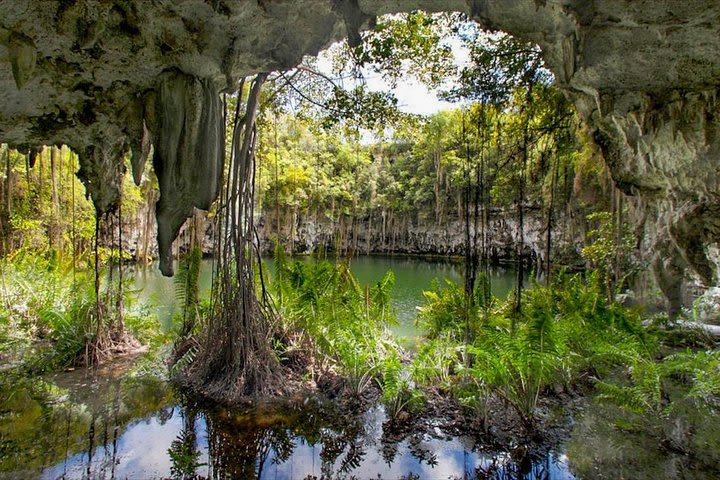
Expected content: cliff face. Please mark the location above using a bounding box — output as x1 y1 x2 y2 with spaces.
259 207 585 267
0 1 719 308
578 89 720 314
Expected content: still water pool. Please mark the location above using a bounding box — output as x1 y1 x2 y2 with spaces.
131 255 517 346
2 363 574 480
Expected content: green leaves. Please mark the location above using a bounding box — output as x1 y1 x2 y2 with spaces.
444 30 552 104
338 12 457 88
416 279 473 341
413 273 656 428
321 86 400 131
379 349 422 420
270 257 399 395
581 211 639 300
371 270 395 324
597 348 720 418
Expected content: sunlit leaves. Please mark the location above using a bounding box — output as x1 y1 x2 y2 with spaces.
443 30 553 104
337 12 458 88
320 85 400 130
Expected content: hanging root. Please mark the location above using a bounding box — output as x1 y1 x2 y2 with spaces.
174 73 285 403
82 209 142 368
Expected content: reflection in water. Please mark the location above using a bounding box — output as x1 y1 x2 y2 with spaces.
168 408 202 478
172 401 575 480
565 398 720 480
1 363 575 479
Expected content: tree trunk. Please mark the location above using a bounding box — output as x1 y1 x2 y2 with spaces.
461 110 477 344
514 84 535 321
6 149 13 219
50 146 61 249
545 149 560 286
2 148 11 254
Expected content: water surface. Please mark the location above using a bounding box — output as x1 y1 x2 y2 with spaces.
131 255 517 345
1 365 574 480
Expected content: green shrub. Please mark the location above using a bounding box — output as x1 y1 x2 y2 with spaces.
414 272 653 427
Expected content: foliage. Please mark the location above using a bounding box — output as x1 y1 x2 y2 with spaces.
413 268 718 432
270 251 399 395
321 86 400 130
414 273 650 427
174 246 203 338
411 337 459 389
0 250 157 372
596 348 720 417
335 12 458 88
0 145 147 261
416 279 480 342
257 90 583 245
582 211 638 300
168 416 204 479
378 350 423 421
443 29 552 103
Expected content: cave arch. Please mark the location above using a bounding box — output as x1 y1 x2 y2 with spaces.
1 0 719 310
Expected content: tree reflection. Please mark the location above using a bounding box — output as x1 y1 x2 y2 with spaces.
169 408 204 479
201 400 368 479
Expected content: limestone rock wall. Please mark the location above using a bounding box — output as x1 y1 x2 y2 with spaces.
258 207 585 268
582 89 720 314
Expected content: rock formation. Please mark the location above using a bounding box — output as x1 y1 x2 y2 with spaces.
0 1 718 310
258 206 584 270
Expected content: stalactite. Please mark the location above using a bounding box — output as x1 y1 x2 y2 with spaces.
124 96 153 186
6 31 36 90
76 143 125 215
147 70 224 276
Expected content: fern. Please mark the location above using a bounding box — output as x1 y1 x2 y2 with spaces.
269 256 400 396
170 343 199 377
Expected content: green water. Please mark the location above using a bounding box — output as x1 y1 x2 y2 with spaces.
130 261 215 331
131 255 517 345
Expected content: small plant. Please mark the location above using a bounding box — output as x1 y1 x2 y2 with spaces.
168 421 204 479
0 249 150 372
597 349 720 417
416 279 478 341
174 246 203 339
379 351 422 421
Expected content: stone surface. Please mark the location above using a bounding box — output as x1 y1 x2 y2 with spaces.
258 206 584 268
149 70 224 275
0 1 718 307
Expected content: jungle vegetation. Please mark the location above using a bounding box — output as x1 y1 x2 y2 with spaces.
0 12 718 456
